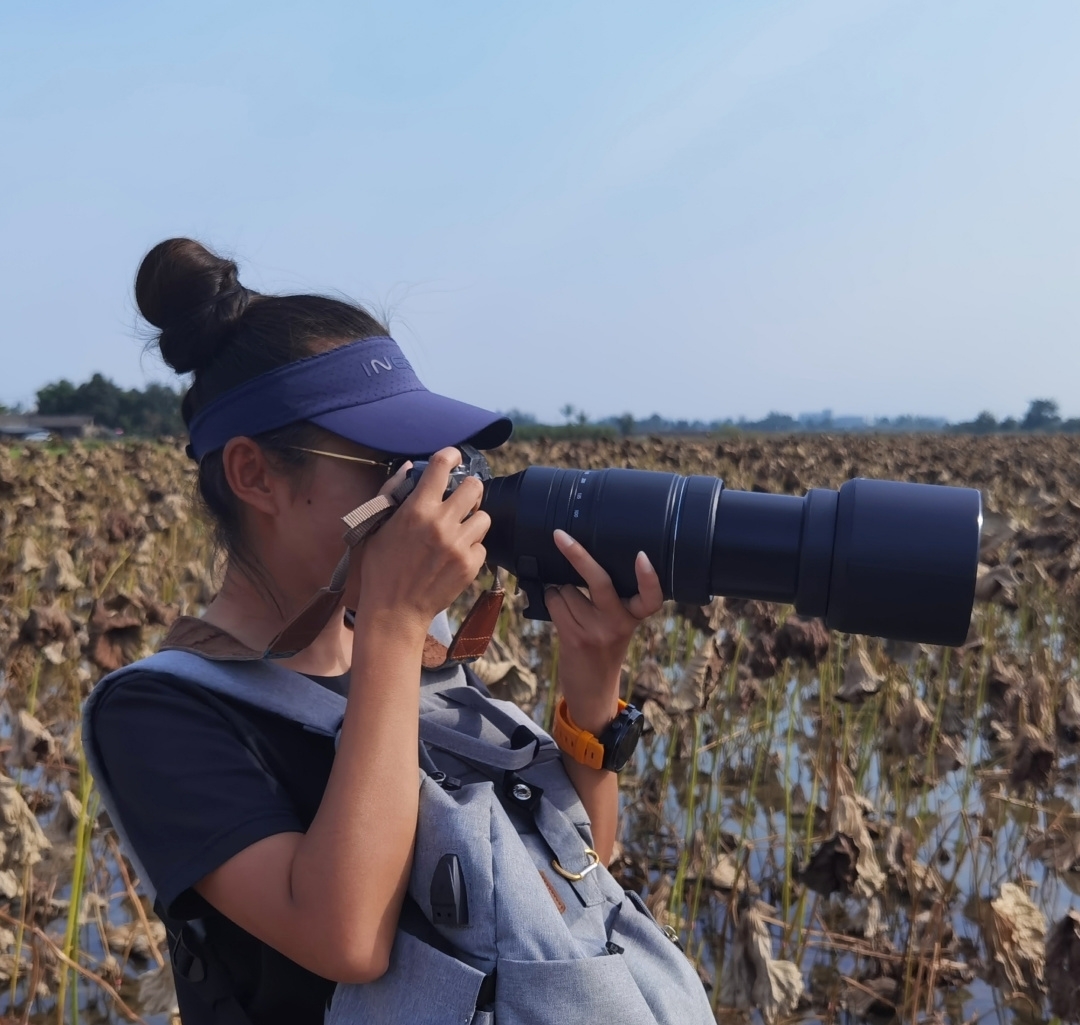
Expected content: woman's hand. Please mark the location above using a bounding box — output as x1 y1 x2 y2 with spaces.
353 448 490 632
544 529 663 736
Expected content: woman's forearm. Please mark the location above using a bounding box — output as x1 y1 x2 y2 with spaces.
560 690 621 864
561 756 619 864
287 612 428 976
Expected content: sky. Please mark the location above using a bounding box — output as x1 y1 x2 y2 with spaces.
2 0 1079 424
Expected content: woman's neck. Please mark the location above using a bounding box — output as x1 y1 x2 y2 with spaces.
201 564 353 676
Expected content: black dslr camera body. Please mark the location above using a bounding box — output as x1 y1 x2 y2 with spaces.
408 445 982 646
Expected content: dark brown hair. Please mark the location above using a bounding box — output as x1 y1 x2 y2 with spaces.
136 237 387 584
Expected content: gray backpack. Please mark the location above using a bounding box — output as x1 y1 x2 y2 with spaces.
82 620 715 1025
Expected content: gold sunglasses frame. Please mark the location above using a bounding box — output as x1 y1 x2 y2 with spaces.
287 446 401 477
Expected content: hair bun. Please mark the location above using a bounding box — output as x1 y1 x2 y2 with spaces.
136 238 254 375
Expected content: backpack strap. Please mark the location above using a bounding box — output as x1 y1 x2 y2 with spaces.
81 659 273 1025
419 687 549 772
127 650 346 737
83 676 161 905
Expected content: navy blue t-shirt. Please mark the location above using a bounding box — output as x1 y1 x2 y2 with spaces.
90 668 352 1025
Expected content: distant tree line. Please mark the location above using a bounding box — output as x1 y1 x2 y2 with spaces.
506 399 1080 438
32 374 184 436
11 377 1080 440
948 399 1080 434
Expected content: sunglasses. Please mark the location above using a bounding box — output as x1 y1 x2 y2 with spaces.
287 446 405 477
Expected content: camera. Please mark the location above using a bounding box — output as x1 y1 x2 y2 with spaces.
407 446 982 646
410 446 494 496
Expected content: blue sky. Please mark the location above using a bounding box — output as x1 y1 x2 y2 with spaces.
2 0 1079 423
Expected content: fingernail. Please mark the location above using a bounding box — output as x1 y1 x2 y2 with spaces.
553 529 574 547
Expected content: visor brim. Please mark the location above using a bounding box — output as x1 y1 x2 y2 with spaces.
310 390 513 456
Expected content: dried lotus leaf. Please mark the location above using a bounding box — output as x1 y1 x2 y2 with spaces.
19 604 74 647
86 598 144 672
44 503 69 531
471 635 538 709
630 658 669 706
985 883 1046 996
773 615 830 666
730 895 805 1025
1009 724 1055 790
837 646 883 704
0 775 50 881
135 962 179 1016
670 636 723 713
14 538 45 573
106 919 167 961
41 549 82 592
12 710 58 768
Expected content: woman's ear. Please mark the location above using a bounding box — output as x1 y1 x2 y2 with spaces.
221 437 284 517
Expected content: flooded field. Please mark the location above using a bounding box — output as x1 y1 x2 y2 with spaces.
1 434 1078 1024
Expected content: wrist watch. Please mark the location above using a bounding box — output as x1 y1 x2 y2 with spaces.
553 698 645 772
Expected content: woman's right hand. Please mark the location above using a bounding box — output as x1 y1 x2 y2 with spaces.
353 447 490 630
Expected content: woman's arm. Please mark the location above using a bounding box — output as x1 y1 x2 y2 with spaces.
196 450 490 983
561 741 620 864
544 532 663 865
196 619 428 983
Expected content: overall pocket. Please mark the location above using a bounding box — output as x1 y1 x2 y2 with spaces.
325 928 488 1025
494 952 657 1025
411 775 499 965
607 892 716 1025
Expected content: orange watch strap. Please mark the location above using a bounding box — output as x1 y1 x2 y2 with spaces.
553 698 627 770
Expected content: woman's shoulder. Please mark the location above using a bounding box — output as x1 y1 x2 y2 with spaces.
90 663 237 720
86 660 295 760
86 669 242 780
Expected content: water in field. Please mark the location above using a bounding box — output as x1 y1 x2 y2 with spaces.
1 435 1079 1024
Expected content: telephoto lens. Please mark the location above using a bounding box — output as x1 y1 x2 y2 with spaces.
480 467 982 647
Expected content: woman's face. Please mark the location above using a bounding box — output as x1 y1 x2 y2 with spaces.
270 436 399 607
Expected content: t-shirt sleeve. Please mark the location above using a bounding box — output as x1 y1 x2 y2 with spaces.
90 673 305 919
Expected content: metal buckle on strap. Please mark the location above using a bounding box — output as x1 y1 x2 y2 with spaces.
550 847 600 882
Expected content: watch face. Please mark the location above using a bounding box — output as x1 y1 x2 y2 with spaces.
612 727 640 766
603 706 645 771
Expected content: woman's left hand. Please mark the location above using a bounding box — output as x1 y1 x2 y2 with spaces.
544 529 664 738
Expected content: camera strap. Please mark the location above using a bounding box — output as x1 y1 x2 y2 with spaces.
258 476 418 659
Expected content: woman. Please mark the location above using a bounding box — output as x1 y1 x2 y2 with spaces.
86 239 714 1025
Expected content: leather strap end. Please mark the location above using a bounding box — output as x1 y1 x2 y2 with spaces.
446 587 504 664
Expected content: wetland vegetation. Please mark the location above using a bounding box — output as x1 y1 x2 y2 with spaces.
1 434 1078 1024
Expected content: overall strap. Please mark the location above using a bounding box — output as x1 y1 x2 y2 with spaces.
419 687 550 772
82 675 161 903
133 650 346 737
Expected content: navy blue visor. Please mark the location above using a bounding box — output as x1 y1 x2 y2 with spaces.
187 336 512 460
